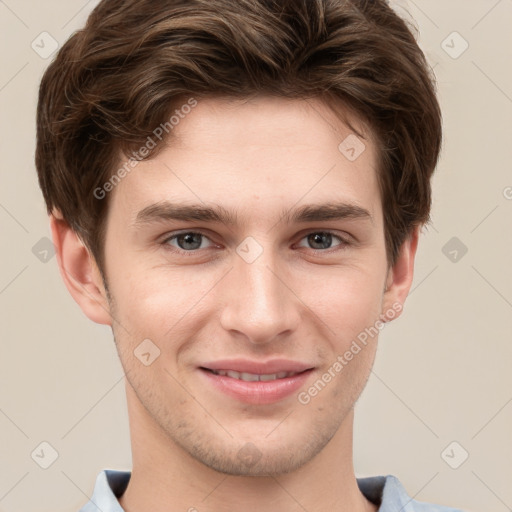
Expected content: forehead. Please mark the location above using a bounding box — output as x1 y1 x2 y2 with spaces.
109 95 381 227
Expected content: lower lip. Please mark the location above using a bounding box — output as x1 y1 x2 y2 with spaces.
199 368 313 405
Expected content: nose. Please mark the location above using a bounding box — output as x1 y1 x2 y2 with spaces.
219 248 301 345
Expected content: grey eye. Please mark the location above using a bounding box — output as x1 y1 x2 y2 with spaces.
167 232 211 251
298 232 344 250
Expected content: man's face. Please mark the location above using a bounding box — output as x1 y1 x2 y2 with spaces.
101 96 398 476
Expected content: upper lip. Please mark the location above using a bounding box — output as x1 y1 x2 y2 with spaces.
200 359 314 375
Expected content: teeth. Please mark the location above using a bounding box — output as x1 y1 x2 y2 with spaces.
240 372 259 382
211 369 298 381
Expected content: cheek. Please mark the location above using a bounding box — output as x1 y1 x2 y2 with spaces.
108 261 218 341
303 265 386 338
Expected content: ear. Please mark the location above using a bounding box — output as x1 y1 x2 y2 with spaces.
381 225 420 322
49 211 112 325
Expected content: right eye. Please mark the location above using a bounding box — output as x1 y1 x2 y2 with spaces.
162 231 215 253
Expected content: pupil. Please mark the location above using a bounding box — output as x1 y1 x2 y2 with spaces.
309 232 331 249
179 233 201 250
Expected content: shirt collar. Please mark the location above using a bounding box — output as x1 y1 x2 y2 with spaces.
79 470 129 512
79 469 459 512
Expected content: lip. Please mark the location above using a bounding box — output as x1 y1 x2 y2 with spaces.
199 359 314 405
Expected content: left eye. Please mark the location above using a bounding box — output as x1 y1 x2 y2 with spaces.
297 232 345 250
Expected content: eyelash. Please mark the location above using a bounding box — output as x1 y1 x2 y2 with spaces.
160 230 351 256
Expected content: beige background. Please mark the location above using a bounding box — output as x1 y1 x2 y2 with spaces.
0 1 511 511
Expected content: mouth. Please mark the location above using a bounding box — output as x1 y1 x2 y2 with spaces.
198 360 314 405
202 368 304 381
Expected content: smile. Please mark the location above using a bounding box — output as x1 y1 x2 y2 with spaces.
207 369 301 381
199 364 314 405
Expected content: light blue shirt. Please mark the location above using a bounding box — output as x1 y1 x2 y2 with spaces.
79 469 464 511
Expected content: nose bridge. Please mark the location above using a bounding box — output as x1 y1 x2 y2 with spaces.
219 243 299 343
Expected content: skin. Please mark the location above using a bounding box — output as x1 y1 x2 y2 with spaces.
51 96 418 512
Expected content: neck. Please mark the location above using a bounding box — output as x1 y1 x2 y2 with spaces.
119 383 377 512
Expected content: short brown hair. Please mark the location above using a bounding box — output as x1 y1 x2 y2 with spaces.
36 0 442 273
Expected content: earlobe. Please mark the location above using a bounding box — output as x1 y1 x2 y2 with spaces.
381 226 420 321
49 213 112 326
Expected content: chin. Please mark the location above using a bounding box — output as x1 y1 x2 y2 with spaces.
178 424 337 477
191 447 311 477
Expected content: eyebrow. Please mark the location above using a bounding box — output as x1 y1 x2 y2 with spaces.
133 201 372 228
